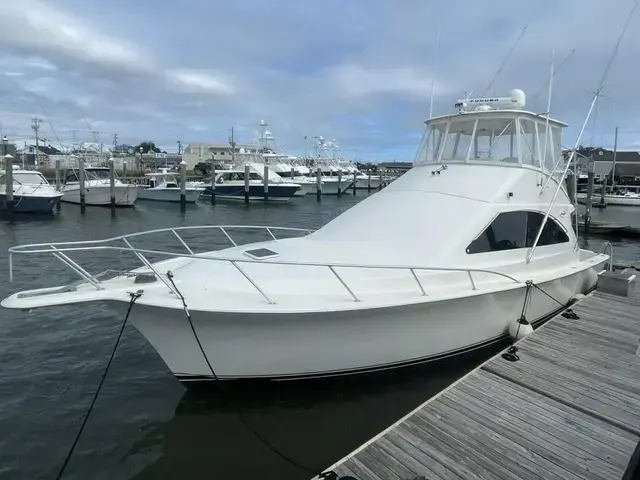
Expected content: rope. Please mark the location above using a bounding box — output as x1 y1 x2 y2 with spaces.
165 271 328 478
55 290 143 480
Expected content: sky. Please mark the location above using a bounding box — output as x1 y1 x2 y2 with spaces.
0 0 639 162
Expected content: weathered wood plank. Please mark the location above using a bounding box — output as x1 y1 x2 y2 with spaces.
433 394 586 480
437 390 618 480
319 290 640 480
484 360 640 433
469 370 639 455
455 380 628 478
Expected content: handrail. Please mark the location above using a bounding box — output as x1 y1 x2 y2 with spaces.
599 241 614 272
7 224 522 304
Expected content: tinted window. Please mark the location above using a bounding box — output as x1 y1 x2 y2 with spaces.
467 211 568 254
526 211 569 246
467 211 527 253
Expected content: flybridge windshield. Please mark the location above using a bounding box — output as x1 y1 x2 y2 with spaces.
414 113 563 177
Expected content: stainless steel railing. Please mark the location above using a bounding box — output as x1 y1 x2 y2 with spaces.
8 225 521 304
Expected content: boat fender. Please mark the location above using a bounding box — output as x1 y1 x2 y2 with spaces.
508 316 533 341
568 293 586 305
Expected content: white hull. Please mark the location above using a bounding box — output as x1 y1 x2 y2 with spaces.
138 187 202 203
355 176 382 190
61 185 138 206
576 193 640 206
115 266 600 380
317 179 354 195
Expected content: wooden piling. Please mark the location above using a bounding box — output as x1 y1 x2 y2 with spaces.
78 158 86 214
316 167 322 201
179 161 187 211
109 158 116 214
4 155 13 214
210 163 216 205
244 164 250 205
263 164 269 202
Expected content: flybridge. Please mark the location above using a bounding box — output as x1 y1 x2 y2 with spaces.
455 89 527 112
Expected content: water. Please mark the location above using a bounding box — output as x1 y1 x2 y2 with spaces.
0 195 638 480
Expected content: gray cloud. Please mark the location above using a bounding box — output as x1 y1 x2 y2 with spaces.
0 0 638 159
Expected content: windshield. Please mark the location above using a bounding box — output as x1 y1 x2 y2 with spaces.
0 172 48 185
86 169 111 179
414 114 564 177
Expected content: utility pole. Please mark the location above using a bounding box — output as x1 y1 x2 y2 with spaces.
229 127 236 163
177 140 182 155
31 117 41 167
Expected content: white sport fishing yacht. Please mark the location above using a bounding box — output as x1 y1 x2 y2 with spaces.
2 89 609 381
60 166 138 207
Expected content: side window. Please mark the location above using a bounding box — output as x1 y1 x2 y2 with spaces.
467 211 527 253
526 212 569 246
64 171 77 183
467 211 567 254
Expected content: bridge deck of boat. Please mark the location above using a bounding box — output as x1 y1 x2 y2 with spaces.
317 286 640 480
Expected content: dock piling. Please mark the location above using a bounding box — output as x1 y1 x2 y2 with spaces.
210 163 216 205
352 171 357 196
263 164 269 202
109 157 116 215
179 160 187 211
316 167 322 201
78 158 86 214
4 154 13 214
244 164 250 205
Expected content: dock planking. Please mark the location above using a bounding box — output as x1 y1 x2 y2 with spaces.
316 288 640 480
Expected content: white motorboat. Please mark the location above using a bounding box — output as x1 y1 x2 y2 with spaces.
0 168 63 214
60 166 138 207
199 165 302 202
2 89 609 381
138 169 203 203
576 190 640 206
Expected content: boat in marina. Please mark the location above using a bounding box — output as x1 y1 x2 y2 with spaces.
59 166 138 207
1 88 609 381
0 168 63 214
138 168 203 203
199 166 301 202
576 190 640 206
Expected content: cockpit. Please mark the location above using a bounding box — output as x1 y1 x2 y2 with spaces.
414 89 566 179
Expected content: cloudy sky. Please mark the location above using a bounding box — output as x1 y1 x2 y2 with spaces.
0 0 638 161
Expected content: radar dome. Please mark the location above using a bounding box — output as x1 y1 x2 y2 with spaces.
509 89 526 109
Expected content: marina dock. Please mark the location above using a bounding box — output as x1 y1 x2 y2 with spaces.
318 285 640 480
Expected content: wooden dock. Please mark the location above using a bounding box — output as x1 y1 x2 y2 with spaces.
318 288 640 480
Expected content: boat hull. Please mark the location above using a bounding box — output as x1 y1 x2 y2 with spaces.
0 193 62 214
61 185 138 206
138 187 202 203
355 177 382 190
200 184 300 202
577 193 640 206
116 264 602 381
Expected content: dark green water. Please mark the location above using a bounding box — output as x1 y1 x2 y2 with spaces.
0 195 637 480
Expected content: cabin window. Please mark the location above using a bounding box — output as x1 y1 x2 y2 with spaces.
467 211 569 254
470 119 517 163
439 120 476 162
518 118 538 167
65 171 78 183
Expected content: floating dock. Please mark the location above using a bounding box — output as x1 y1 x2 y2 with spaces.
317 286 640 480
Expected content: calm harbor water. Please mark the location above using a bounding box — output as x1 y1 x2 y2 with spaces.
0 194 638 480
